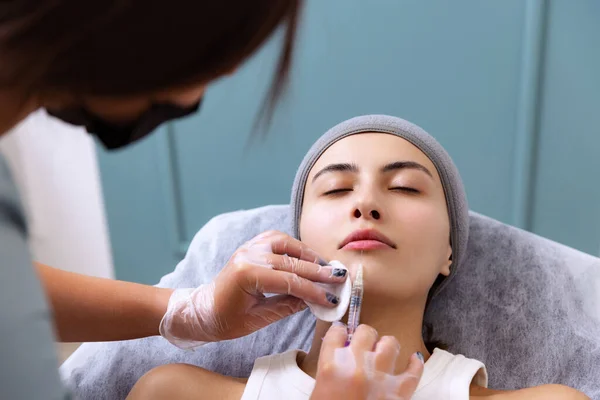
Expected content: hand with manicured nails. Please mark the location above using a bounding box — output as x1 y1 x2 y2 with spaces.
159 230 347 349
310 323 424 400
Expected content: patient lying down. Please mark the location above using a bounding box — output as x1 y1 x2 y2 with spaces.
127 116 588 399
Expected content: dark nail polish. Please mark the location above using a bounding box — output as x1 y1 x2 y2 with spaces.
326 292 339 305
318 257 329 267
331 268 347 277
416 352 424 363
344 340 350 347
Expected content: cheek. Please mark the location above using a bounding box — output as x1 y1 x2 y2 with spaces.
84 97 151 121
299 204 342 258
397 202 450 254
158 85 206 107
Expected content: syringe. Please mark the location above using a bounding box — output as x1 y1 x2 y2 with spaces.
346 263 363 343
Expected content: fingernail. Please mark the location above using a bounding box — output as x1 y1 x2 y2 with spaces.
326 292 339 305
317 257 329 267
416 352 424 364
344 340 350 347
332 321 346 328
331 268 347 278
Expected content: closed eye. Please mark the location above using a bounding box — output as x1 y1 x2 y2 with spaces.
390 186 420 194
323 188 352 196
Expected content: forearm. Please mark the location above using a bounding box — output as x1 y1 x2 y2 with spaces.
36 263 173 342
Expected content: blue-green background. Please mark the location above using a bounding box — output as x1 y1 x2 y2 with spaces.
97 0 600 285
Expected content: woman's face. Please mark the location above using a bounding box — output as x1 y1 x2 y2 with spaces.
47 84 208 126
42 66 237 127
300 133 452 301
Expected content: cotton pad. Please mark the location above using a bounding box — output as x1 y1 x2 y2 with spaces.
306 260 352 322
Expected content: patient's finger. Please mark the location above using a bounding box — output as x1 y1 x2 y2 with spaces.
243 267 338 308
373 336 401 375
318 322 348 371
350 324 379 364
267 253 347 283
390 353 424 397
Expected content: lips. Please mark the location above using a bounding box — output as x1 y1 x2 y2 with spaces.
339 229 396 250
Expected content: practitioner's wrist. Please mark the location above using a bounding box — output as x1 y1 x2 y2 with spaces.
152 287 175 335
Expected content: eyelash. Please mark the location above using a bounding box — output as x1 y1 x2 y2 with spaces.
390 186 420 194
323 187 419 196
323 188 351 196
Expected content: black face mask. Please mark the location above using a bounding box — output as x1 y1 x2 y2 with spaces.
47 99 202 150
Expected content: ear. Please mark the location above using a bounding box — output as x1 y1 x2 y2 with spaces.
439 244 452 277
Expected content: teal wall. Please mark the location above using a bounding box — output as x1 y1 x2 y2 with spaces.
97 0 600 285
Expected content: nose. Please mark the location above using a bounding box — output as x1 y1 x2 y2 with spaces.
351 191 382 221
353 208 381 220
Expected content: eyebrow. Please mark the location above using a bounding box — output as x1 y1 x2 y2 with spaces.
312 163 358 182
381 161 433 178
312 160 433 183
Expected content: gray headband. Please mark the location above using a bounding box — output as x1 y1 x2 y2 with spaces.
290 114 469 299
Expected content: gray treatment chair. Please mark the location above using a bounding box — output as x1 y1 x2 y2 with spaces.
60 205 600 399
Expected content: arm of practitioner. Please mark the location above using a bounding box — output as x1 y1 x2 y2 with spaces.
37 263 174 342
40 230 347 346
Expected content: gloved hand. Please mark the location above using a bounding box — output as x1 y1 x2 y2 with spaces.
159 230 347 349
310 323 424 400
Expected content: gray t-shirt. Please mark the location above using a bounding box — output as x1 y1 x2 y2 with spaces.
0 153 68 399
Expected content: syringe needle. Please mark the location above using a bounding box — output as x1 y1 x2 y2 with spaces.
346 263 364 343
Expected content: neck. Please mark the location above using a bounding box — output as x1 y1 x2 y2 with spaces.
299 296 430 378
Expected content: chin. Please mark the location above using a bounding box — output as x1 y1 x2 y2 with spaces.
334 259 390 284
336 253 393 268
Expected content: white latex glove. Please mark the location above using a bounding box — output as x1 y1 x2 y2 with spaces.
159 230 348 349
310 323 424 400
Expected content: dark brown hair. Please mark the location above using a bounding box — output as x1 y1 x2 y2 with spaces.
423 323 448 353
0 1 302 124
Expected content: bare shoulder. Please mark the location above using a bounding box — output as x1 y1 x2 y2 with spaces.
127 363 247 400
469 384 590 400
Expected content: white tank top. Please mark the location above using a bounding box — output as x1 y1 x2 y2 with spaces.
240 348 488 400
